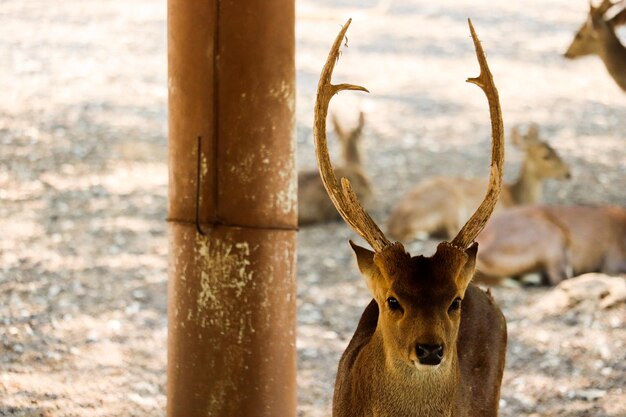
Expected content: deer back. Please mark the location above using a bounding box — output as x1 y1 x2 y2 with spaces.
387 177 492 241
542 205 626 275
476 205 626 285
387 125 569 242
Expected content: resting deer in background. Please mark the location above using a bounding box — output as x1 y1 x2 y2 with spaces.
387 124 570 242
314 19 506 417
564 0 626 91
476 205 626 286
299 111 372 225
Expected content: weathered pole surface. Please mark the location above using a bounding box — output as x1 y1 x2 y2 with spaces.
166 0 296 415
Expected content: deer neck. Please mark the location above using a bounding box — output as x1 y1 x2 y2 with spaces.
367 332 460 417
341 137 361 167
509 159 543 205
599 28 626 91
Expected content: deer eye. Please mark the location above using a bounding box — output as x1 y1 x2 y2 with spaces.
448 297 462 313
386 297 402 312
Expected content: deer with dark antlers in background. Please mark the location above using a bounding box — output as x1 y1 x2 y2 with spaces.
387 124 571 242
314 19 507 417
299 111 372 225
564 0 626 91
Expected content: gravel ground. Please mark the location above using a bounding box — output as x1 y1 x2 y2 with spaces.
1 0 624 416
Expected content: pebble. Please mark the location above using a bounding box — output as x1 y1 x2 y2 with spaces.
575 389 606 401
132 289 147 300
86 331 99 343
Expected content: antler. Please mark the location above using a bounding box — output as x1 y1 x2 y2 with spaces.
609 2 626 25
313 19 392 252
592 0 618 15
451 19 505 249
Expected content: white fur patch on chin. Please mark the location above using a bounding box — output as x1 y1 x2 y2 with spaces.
412 360 443 372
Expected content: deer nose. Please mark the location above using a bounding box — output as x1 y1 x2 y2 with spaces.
416 344 444 365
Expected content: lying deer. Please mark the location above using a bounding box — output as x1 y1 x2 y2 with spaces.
387 124 570 241
476 205 626 286
299 111 372 225
314 19 506 417
564 0 626 91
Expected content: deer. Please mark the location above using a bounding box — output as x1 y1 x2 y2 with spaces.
387 124 571 242
314 19 507 417
299 111 372 225
476 205 626 286
564 0 626 92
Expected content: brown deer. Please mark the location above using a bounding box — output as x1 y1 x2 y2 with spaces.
299 111 372 225
564 0 626 92
387 124 570 242
314 19 507 417
476 205 626 286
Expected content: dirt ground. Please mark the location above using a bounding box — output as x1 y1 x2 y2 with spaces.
1 0 624 416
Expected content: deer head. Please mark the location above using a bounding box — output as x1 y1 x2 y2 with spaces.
314 19 504 371
332 111 366 167
511 124 571 180
564 0 620 58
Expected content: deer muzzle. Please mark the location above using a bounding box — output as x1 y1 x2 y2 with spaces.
416 344 444 366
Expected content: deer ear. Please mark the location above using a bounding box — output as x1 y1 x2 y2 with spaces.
350 240 376 274
331 112 347 140
510 126 525 149
354 111 366 137
457 242 478 289
349 240 383 295
526 123 540 141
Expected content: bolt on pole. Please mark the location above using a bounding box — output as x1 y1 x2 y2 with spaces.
166 0 296 416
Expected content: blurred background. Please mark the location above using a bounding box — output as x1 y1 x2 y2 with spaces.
0 0 624 416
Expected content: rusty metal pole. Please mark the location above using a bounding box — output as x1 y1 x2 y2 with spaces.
166 0 296 416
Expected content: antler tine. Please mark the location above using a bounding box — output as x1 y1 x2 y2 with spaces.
600 0 618 13
451 19 505 250
314 19 392 252
610 6 626 27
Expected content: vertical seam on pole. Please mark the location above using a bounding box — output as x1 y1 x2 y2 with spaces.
212 0 221 223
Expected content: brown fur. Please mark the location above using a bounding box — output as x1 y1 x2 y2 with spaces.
334 242 507 417
564 1 626 92
476 205 626 285
388 125 570 241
